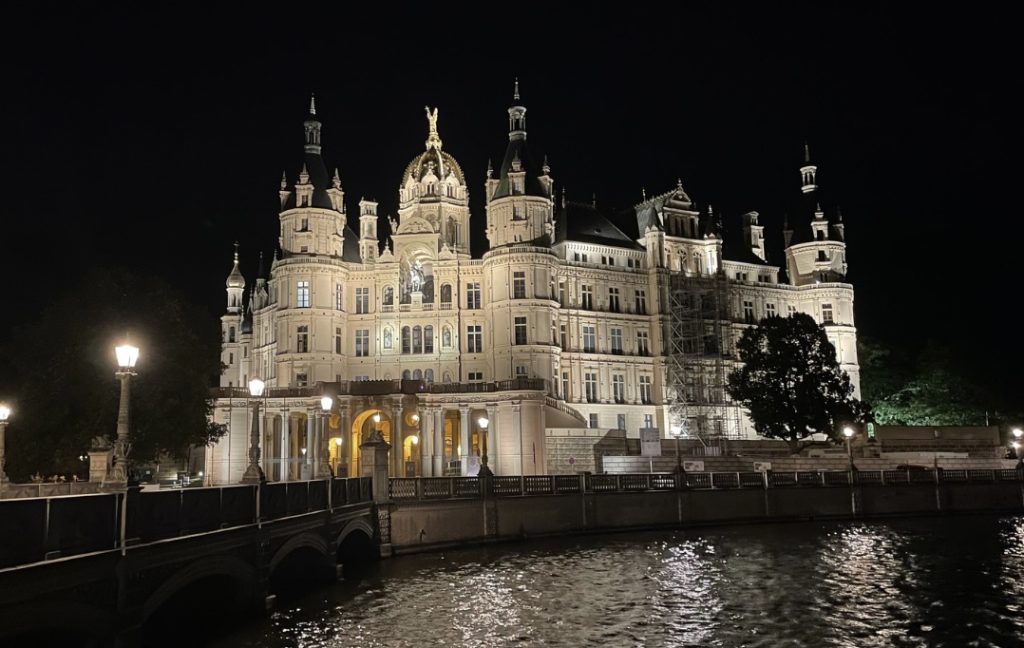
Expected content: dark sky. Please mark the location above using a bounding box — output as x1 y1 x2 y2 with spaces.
0 5 1014 390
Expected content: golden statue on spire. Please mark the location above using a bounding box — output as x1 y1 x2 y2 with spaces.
424 106 443 150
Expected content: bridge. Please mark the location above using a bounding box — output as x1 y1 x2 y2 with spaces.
0 477 377 647
3 464 1024 646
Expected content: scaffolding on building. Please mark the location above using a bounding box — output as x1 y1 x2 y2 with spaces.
666 270 743 446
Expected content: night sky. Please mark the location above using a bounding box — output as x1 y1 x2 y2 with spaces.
1 6 1015 393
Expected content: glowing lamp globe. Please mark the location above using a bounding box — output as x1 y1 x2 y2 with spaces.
1013 428 1023 440
115 344 139 370
842 426 855 439
0 403 11 422
248 378 265 397
477 416 489 429
321 396 333 412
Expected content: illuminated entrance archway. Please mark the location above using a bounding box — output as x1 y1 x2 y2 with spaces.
350 408 393 476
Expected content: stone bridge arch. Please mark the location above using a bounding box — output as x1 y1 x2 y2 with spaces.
142 554 259 622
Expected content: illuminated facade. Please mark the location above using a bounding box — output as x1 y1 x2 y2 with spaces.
208 89 857 483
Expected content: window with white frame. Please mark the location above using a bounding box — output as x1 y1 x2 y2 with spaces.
581 285 593 310
589 413 599 429
561 371 569 399
608 287 620 312
643 414 654 429
466 282 481 309
612 374 625 403
296 325 309 353
822 303 834 323
560 324 567 349
356 287 369 314
513 272 526 299
610 328 623 354
335 284 343 310
467 325 483 353
743 300 755 323
514 316 528 345
765 303 777 318
584 372 598 402
296 372 308 387
515 365 528 377
355 330 369 357
297 281 310 308
639 375 652 404
635 289 647 314
787 304 797 316
636 331 650 355
335 327 342 354
582 325 596 353
468 371 484 382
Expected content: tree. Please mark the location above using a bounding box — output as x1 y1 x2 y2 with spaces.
0 268 225 480
727 313 871 454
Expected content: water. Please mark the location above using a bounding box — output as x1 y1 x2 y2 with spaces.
213 516 1024 647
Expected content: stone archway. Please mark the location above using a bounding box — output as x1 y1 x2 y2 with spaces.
350 408 393 476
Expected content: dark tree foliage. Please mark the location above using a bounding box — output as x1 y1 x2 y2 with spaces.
0 269 225 479
727 313 871 453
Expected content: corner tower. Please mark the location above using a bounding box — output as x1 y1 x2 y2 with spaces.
783 145 848 285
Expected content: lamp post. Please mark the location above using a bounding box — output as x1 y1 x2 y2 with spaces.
103 344 139 489
0 403 11 485
670 424 686 474
241 378 266 484
334 436 343 476
1013 428 1023 471
842 426 855 472
477 416 493 477
317 396 333 479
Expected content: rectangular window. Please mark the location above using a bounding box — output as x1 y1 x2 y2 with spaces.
581 285 593 310
356 287 369 314
822 303 834 323
589 413 599 429
228 352 234 364
561 371 570 399
617 413 626 430
296 325 309 353
515 365 528 377
355 329 369 357
296 372 308 387
560 324 567 349
335 327 342 354
297 281 310 308
584 372 598 403
743 300 755 323
468 371 484 382
636 331 650 356
466 282 481 309
766 303 777 318
354 375 369 382
639 376 653 404
635 289 647 314
608 287 620 312
788 305 797 317
643 414 654 429
582 325 596 353
335 284 343 310
612 374 625 403
513 272 526 299
558 281 567 306
467 325 483 353
514 316 528 345
610 328 623 355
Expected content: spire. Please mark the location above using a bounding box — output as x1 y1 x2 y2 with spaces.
299 162 310 185
561 186 567 209
225 242 245 309
508 79 527 139
641 187 647 201
280 171 288 190
332 168 342 189
835 204 843 222
803 141 811 163
486 158 493 178
542 154 550 175
233 241 239 264
800 142 818 194
303 96 322 154
257 250 265 279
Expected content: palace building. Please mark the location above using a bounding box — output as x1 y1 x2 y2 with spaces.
207 87 858 484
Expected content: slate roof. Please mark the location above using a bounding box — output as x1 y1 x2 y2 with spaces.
556 200 645 250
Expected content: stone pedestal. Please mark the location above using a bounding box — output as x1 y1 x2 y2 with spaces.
89 449 112 484
361 434 393 557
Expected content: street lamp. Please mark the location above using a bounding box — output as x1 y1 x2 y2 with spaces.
670 423 685 475
334 436 344 475
0 403 11 485
104 343 139 488
241 378 266 483
842 426 855 472
477 416 493 477
317 396 333 479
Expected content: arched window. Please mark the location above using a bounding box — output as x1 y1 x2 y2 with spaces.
383 328 393 349
413 369 423 380
413 326 423 354
443 371 452 383
442 326 452 348
402 369 411 380
401 326 411 354
424 368 434 382
383 286 394 305
441 284 452 304
228 326 236 343
424 326 434 353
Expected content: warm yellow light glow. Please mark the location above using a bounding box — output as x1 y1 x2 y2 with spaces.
334 437 343 447
410 435 419 445
115 344 140 369
411 413 420 423
477 416 489 429
321 396 333 412
1014 428 1023 440
248 378 265 397
373 412 381 424
842 426 855 439
0 403 10 422
301 447 307 455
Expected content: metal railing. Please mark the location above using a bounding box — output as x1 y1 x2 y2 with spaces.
387 469 1024 501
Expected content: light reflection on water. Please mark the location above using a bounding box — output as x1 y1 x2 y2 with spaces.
214 516 1024 647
